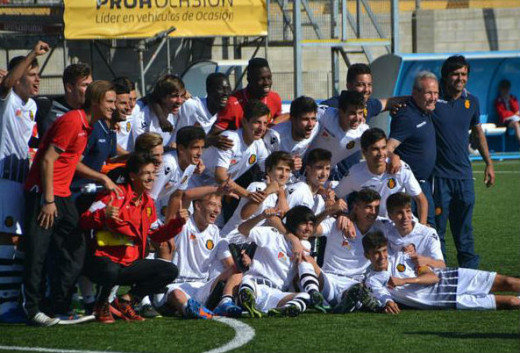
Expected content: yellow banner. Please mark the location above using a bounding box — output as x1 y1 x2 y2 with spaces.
64 0 267 39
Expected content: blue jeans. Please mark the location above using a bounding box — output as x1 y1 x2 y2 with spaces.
433 177 479 269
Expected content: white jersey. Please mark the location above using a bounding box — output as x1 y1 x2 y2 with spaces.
176 97 217 136
365 251 459 309
221 181 278 236
263 120 319 156
386 222 444 261
309 107 369 167
321 218 391 278
149 150 196 220
116 104 140 152
173 217 225 281
246 226 297 291
286 180 326 214
335 160 422 217
0 90 37 183
131 100 177 147
194 129 268 186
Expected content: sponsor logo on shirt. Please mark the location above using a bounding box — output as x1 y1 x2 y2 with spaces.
189 233 197 240
396 263 406 272
277 251 287 261
346 141 355 150
416 121 426 128
341 240 351 249
387 178 396 189
180 175 189 185
15 109 22 118
465 99 470 109
78 132 87 137
230 159 237 165
248 154 257 165
206 239 214 250
30 111 34 121
270 136 277 145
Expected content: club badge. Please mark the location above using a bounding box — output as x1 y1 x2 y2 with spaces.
396 264 406 272
346 141 355 150
248 154 257 165
387 178 396 189
206 239 214 250
465 100 470 109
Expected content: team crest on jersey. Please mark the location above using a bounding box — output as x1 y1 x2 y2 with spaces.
15 109 22 118
464 99 470 109
206 239 214 250
161 206 167 217
146 207 152 218
387 178 396 189
277 251 287 261
248 154 257 165
346 141 355 150
435 207 442 216
189 233 197 240
396 263 406 272
4 216 14 228
363 107 368 117
126 121 131 132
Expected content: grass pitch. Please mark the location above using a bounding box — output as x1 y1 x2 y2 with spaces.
0 160 519 353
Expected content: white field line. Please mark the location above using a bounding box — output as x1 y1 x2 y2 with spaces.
203 317 255 353
473 170 520 173
0 317 255 353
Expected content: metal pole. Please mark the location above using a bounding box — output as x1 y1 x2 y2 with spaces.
391 0 400 54
137 40 146 95
293 0 302 98
415 0 421 10
62 39 68 68
331 0 340 96
166 37 171 74
356 0 361 38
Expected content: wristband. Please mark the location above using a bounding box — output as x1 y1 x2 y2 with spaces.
44 200 55 204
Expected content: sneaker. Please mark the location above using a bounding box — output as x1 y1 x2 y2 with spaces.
185 298 214 319
112 298 145 321
213 301 243 318
358 286 381 313
333 284 364 314
267 304 300 318
28 312 60 327
94 302 115 324
56 311 96 325
309 291 331 314
239 289 263 318
139 304 162 318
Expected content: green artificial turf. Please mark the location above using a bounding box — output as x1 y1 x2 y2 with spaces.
0 160 518 353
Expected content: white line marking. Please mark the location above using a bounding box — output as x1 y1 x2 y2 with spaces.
0 317 255 353
204 317 255 353
473 171 520 173
0 346 129 353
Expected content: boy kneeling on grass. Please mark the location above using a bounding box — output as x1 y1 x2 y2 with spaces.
361 230 520 314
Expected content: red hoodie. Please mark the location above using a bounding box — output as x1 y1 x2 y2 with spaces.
495 95 520 125
80 183 185 266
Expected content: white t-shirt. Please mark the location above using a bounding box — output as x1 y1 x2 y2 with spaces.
131 100 177 147
263 120 319 156
176 97 217 136
0 90 37 183
116 103 140 152
194 129 268 186
321 218 391 278
309 107 369 167
286 179 326 214
150 150 196 220
173 217 226 281
386 222 444 261
334 160 422 217
246 226 297 291
365 252 456 309
220 181 278 237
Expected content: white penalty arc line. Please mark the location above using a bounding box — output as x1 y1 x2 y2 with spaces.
203 317 255 353
0 317 255 353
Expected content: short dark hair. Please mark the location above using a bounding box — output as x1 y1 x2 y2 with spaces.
347 63 371 84
353 189 381 205
441 55 470 79
125 152 156 181
247 57 270 76
386 192 412 215
113 82 131 95
284 206 316 235
338 90 365 111
63 63 91 86
206 72 228 93
361 128 387 150
112 76 135 92
362 230 388 254
243 100 270 122
306 148 332 167
499 79 511 90
8 56 38 71
290 96 317 119
265 151 294 172
176 126 206 149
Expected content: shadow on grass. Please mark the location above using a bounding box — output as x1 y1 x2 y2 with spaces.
405 331 519 339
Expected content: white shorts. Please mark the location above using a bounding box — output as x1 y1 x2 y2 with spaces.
157 277 218 308
322 272 360 306
254 283 293 312
0 179 24 235
505 115 520 124
456 268 497 310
